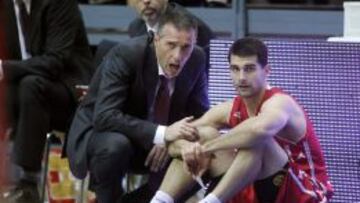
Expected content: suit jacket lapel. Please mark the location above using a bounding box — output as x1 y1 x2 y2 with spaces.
137 20 148 37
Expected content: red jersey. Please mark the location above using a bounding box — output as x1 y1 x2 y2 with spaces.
227 88 333 203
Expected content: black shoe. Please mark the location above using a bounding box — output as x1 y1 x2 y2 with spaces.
2 180 40 203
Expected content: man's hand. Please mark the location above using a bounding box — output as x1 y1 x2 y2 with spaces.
145 144 170 172
181 142 211 177
164 116 198 143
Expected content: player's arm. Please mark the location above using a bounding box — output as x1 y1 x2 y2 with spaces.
203 94 295 154
168 100 232 157
192 100 233 129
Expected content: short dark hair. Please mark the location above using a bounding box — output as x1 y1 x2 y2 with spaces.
157 8 198 36
228 37 268 67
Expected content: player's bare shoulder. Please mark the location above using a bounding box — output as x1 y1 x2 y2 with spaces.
223 99 235 123
267 93 307 143
207 99 234 126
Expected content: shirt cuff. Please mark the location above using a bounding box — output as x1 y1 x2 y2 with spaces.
153 125 166 145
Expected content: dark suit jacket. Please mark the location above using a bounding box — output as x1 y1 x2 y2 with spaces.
128 2 214 50
0 0 94 100
67 35 209 179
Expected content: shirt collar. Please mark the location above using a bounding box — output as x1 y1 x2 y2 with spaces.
158 64 166 77
146 23 159 34
14 0 31 13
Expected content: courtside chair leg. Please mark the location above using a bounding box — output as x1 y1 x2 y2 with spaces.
40 132 54 203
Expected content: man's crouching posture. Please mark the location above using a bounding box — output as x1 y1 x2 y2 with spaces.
150 38 334 203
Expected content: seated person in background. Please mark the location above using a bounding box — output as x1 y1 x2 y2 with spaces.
150 37 334 203
66 8 209 203
0 0 93 202
128 0 214 75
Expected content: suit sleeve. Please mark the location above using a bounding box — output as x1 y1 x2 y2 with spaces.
92 51 157 150
127 18 147 38
186 49 209 118
189 68 209 118
3 0 82 81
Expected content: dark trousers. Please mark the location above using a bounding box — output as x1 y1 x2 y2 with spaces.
87 131 155 203
7 75 75 172
87 131 199 203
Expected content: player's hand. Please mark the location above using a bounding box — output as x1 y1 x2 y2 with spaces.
145 144 170 172
164 116 199 143
182 142 211 177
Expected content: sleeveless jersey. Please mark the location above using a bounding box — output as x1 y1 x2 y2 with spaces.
227 88 333 203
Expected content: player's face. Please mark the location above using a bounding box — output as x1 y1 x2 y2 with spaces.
154 23 196 78
229 55 269 98
131 0 168 26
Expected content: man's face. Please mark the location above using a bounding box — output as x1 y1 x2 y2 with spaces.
131 0 168 26
154 23 196 78
229 55 269 98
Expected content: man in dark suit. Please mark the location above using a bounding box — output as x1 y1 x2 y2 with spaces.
0 0 93 202
66 8 209 203
128 0 214 75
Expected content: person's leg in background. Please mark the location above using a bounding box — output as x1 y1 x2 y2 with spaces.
6 75 75 202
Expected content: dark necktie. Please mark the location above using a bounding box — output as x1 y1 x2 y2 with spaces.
148 30 154 42
153 76 170 125
17 0 30 51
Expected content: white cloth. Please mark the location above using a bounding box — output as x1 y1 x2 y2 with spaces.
150 191 174 203
199 193 222 203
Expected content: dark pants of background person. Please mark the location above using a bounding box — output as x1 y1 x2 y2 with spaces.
6 75 75 174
